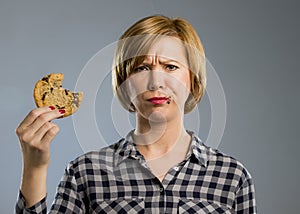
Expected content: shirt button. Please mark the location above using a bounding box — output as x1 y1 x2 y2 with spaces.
159 187 164 193
174 166 179 171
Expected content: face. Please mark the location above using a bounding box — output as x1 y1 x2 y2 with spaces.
125 36 191 122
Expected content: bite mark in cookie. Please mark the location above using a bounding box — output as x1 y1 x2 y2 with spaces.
34 73 83 118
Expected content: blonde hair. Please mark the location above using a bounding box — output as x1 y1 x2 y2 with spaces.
112 15 206 113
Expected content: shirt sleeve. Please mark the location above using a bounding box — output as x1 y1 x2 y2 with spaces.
15 163 86 213
234 169 257 213
49 163 86 213
15 191 47 214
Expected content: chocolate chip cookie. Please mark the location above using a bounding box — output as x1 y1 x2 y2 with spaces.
34 73 83 117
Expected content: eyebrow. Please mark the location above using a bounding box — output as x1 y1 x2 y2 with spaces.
142 57 182 65
159 59 180 64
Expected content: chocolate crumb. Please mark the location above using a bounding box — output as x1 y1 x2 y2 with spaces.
72 93 80 107
42 75 49 83
42 92 47 101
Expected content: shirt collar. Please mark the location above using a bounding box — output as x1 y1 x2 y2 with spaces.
115 130 210 167
115 130 142 165
186 130 209 167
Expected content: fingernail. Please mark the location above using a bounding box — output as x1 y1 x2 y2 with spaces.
59 109 65 114
49 106 55 110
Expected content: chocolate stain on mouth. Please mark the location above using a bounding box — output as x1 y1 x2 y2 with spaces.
167 96 171 104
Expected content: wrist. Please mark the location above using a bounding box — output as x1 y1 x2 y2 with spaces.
22 164 48 180
21 165 48 208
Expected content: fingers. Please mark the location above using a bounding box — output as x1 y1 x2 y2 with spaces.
33 122 59 146
41 124 60 145
16 107 64 145
27 108 63 134
19 106 55 128
16 107 64 169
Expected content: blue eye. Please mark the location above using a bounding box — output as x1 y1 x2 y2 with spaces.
166 64 179 71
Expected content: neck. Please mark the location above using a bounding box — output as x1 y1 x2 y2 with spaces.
133 112 190 160
133 113 192 180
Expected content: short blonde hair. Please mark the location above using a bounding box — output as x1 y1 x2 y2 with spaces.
112 15 206 113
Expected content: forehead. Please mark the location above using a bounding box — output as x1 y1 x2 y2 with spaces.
144 36 188 66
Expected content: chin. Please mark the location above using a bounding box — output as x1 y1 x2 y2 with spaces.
147 110 167 123
137 103 183 123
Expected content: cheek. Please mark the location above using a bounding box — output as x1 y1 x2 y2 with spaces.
182 70 191 91
169 73 191 96
126 74 148 99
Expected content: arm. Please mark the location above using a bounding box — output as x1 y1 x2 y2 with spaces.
234 171 257 213
15 162 87 214
50 163 87 213
15 106 63 212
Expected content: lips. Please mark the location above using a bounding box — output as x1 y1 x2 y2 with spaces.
147 97 170 105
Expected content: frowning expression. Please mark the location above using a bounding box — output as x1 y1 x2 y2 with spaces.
126 36 191 122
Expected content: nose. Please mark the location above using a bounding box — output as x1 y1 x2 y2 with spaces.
147 70 164 91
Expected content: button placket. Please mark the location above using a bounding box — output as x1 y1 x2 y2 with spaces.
159 187 164 193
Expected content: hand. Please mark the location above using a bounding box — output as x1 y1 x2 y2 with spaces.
16 106 65 207
16 106 65 169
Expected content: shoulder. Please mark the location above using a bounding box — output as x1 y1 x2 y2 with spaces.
192 134 251 176
195 133 251 175
204 144 254 190
65 139 124 173
191 133 253 189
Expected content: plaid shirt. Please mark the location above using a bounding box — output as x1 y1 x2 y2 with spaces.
16 130 256 213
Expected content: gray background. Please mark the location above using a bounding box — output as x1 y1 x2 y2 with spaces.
0 0 299 213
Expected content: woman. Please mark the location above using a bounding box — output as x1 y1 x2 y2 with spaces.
16 15 256 213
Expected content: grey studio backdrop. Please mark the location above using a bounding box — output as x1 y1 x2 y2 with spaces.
0 0 299 213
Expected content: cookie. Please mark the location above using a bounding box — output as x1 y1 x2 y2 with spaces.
33 73 83 117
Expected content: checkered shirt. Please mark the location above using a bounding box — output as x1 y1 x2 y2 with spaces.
16 130 256 213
